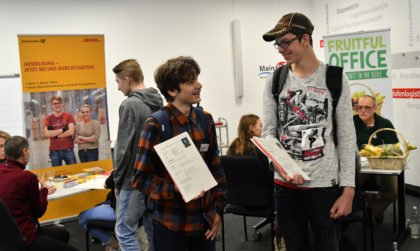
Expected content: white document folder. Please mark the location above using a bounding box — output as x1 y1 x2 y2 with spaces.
154 131 217 203
251 136 310 181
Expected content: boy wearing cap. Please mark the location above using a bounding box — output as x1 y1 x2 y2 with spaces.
133 56 225 251
262 13 356 250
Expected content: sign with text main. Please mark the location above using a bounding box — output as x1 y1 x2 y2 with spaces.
323 29 393 120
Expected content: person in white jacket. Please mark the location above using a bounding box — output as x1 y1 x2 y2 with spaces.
262 12 356 251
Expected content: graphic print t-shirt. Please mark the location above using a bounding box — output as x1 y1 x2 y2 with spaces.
45 112 75 151
278 77 329 161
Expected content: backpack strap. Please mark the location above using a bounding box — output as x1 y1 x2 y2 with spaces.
151 106 209 143
272 65 289 106
326 65 343 147
151 108 172 142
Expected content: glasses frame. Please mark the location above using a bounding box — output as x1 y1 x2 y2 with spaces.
357 105 375 111
274 36 299 50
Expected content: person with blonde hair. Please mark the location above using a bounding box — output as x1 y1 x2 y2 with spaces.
75 104 101 163
0 130 10 164
113 59 163 251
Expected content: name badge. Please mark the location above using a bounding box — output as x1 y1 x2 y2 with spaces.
199 144 209 152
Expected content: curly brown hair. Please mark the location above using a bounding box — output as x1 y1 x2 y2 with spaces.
154 56 200 102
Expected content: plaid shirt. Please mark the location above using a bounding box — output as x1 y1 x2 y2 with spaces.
133 103 226 236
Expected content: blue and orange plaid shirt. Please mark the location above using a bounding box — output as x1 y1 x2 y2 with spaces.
133 103 226 236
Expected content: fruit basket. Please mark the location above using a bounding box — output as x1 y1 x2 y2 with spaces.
366 128 408 170
349 82 384 115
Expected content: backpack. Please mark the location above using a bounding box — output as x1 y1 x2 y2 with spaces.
272 64 343 146
151 106 210 144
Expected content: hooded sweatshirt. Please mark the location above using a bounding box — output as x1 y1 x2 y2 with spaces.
114 87 163 191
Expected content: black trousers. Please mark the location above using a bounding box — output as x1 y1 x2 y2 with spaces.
28 226 79 251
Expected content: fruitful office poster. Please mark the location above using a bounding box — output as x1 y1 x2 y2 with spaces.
18 35 112 221
323 29 393 120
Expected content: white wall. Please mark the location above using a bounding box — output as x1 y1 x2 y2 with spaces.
313 0 420 187
0 0 312 147
2 0 419 186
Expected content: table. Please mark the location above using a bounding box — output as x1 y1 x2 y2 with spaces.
359 158 406 246
48 174 108 201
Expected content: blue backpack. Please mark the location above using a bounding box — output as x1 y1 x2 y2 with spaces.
151 106 210 144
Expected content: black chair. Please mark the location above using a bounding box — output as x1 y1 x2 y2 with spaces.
85 219 116 251
0 198 27 251
340 152 374 251
220 155 275 251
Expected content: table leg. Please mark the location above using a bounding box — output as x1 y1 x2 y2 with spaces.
396 170 406 243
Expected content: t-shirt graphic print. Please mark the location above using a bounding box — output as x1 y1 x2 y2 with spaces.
278 86 328 161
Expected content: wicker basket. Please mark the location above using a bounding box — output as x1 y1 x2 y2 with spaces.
366 128 409 170
349 82 384 115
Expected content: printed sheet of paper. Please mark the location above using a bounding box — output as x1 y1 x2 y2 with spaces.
154 132 217 203
251 137 310 180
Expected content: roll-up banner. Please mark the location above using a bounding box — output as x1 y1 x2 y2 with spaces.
18 35 112 222
323 29 392 120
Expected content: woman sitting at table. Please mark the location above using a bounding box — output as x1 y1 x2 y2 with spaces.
79 170 119 251
227 114 273 189
75 104 101 163
0 135 78 251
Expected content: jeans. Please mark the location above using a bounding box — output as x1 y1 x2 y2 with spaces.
153 220 215 251
49 148 77 167
275 184 341 251
115 189 146 251
143 195 155 251
79 203 116 246
78 148 99 163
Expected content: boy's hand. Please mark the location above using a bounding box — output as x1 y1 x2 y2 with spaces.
271 162 305 185
205 213 221 240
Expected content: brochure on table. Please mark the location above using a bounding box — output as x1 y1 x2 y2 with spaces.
251 136 310 181
154 131 217 203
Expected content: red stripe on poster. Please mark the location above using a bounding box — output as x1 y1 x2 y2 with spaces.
392 88 420 99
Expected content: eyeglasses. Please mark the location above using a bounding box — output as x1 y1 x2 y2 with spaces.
274 37 299 50
52 102 62 106
357 105 375 111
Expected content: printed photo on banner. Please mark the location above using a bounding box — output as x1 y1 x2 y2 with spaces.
23 88 111 170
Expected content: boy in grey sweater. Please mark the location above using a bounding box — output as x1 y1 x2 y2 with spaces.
262 13 356 251
113 59 163 251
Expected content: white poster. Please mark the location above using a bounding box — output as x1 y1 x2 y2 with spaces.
324 29 393 120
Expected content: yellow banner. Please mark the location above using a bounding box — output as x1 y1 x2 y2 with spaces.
18 35 113 223
18 35 106 92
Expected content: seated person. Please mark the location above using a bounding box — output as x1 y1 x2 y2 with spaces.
353 95 399 224
0 130 10 164
0 136 78 251
79 171 118 251
227 114 273 189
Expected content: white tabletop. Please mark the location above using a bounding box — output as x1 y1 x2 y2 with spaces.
48 174 108 201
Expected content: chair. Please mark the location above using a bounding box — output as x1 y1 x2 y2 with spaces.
340 151 374 251
220 155 275 251
0 198 27 251
85 219 116 251
340 188 375 251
